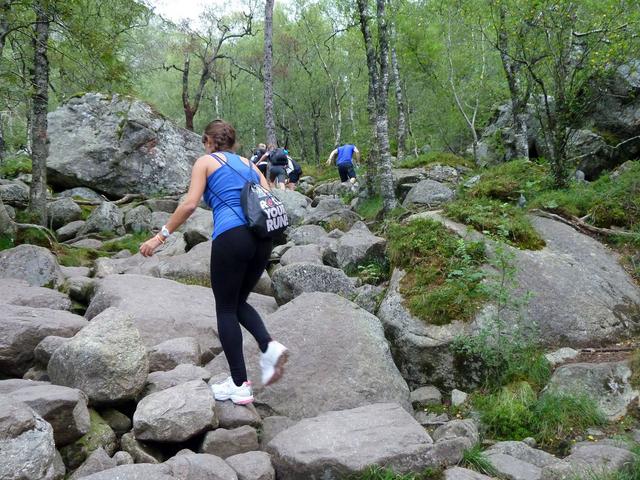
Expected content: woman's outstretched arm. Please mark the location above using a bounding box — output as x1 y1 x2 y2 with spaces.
140 156 208 257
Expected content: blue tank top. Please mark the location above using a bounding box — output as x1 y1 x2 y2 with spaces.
336 144 356 166
203 152 260 239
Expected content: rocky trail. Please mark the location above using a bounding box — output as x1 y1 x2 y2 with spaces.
1 94 640 480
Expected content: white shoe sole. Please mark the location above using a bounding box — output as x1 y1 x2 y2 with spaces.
213 392 254 405
264 349 289 387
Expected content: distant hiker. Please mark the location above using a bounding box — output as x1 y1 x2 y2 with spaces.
285 155 303 191
251 143 268 177
258 145 289 190
326 143 360 186
140 119 289 405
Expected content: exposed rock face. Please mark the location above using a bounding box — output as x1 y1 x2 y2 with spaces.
267 403 464 479
79 201 125 236
0 396 61 480
402 179 455 208
0 244 65 288
0 278 72 311
271 263 356 305
0 305 88 377
48 308 149 404
85 274 277 357
47 93 202 197
133 380 217 443
48 197 83 229
206 292 411 419
7 384 91 446
546 362 638 421
378 268 479 390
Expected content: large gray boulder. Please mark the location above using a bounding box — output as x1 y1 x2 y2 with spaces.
56 220 86 241
542 442 635 479
271 263 356 305
85 274 277 357
7 384 90 446
0 395 61 480
59 410 117 470
58 187 105 203
67 447 117 480
164 453 239 480
303 197 360 231
267 403 464 479
0 244 64 288
323 221 386 271
79 201 125 236
182 208 213 249
279 244 324 266
402 179 455 208
200 426 259 459
0 305 88 377
79 464 173 480
124 205 152 233
286 224 329 246
546 362 638 421
133 380 217 442
0 378 50 394
142 364 212 397
226 451 274 480
48 197 83 230
148 337 202 372
511 216 640 347
206 292 410 419
272 189 309 226
378 268 479 390
47 93 202 197
0 179 30 207
48 308 149 404
0 278 71 311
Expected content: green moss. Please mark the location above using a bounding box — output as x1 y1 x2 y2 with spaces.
321 218 349 233
55 244 108 267
15 226 50 247
0 154 32 178
467 159 550 201
80 205 95 220
60 410 116 470
397 151 473 170
0 234 15 251
444 198 546 250
387 218 487 325
630 349 640 389
176 276 211 288
100 231 150 253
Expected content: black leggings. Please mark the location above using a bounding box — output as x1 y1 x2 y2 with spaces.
210 226 273 386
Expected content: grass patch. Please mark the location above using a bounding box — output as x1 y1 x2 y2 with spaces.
444 198 546 250
349 466 443 480
474 381 606 449
387 218 487 325
346 258 391 285
80 205 95 220
531 161 640 230
356 195 383 221
396 151 474 170
0 154 31 178
101 231 151 254
461 445 499 477
54 244 108 267
630 349 640 389
15 226 50 247
467 159 550 201
0 234 15 251
300 162 340 182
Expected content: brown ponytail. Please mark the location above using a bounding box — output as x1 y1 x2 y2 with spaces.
203 119 236 152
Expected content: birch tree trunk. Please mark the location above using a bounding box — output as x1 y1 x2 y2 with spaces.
263 0 277 146
390 34 407 162
357 0 379 198
29 0 50 226
374 0 397 212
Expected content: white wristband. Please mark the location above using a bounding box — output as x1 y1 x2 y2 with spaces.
160 225 171 238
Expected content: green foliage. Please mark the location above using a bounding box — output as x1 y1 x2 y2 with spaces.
302 163 341 183
55 245 107 267
16 227 50 248
0 155 31 178
445 198 545 250
396 152 474 170
350 259 390 285
387 218 487 325
356 195 383 221
349 466 443 480
101 231 151 254
80 205 95 221
474 382 605 447
0 234 15 251
467 159 550 201
531 162 640 230
461 445 499 477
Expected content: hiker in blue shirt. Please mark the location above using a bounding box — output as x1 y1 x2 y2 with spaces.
326 143 361 187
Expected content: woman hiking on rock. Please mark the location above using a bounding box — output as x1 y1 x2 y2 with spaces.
139 119 288 405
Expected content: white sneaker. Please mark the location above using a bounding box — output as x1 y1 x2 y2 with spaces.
260 341 289 386
210 377 254 405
